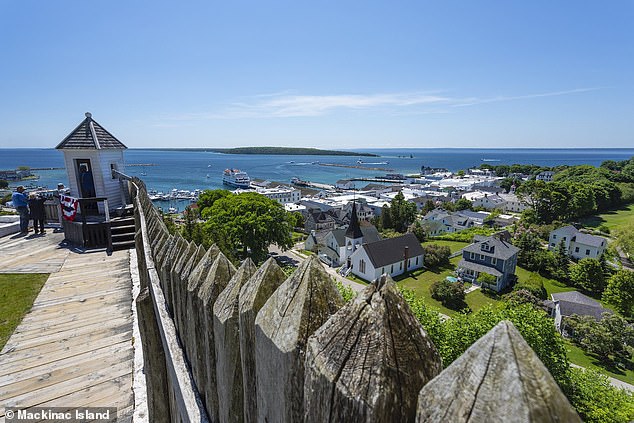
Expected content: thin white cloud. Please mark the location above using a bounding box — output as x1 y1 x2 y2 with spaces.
165 87 600 120
452 87 600 107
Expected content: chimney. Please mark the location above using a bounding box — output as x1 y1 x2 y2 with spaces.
404 246 409 273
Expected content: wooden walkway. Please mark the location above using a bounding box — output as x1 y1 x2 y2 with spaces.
0 232 135 422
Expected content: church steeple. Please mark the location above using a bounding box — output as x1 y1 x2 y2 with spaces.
346 201 363 239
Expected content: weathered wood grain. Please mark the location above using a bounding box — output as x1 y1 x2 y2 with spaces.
193 252 236 421
168 238 193 318
174 244 206 339
416 320 581 423
255 256 344 423
184 244 220 358
213 258 257 423
136 287 171 423
238 257 287 423
304 275 442 423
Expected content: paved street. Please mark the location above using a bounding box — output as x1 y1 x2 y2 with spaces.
268 243 367 293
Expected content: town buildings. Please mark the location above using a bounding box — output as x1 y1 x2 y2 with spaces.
548 226 607 259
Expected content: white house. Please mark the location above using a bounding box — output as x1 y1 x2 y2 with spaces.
536 171 555 182
55 112 127 210
348 233 424 282
335 180 356 190
548 225 607 259
462 192 506 210
498 193 529 213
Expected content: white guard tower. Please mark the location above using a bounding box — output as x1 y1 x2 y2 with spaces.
55 112 127 210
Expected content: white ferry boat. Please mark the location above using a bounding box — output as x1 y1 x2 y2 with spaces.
222 168 251 188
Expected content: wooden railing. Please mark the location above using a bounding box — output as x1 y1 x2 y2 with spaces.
61 197 112 252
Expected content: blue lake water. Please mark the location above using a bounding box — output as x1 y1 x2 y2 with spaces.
2 148 633 197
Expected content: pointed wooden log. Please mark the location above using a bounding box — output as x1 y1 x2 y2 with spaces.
193 252 236 422
213 259 258 423
304 275 442 423
238 258 287 423
160 236 187 313
136 287 172 423
416 320 581 423
170 240 196 323
255 256 344 423
184 244 220 358
174 244 206 340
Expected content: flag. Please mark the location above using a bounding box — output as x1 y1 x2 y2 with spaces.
60 195 79 221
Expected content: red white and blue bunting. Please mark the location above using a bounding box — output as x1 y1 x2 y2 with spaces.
60 195 79 221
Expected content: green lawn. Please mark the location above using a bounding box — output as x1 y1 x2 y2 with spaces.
393 256 501 316
565 340 634 385
579 204 634 232
0 273 49 349
422 240 469 254
515 266 575 296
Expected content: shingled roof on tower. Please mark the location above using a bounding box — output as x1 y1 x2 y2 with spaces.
55 112 127 150
345 202 363 239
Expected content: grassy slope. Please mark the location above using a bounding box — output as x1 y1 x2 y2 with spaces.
0 273 48 349
579 204 634 232
566 341 634 385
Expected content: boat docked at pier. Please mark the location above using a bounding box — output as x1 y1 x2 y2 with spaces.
223 168 251 188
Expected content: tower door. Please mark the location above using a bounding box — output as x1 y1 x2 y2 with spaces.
76 159 96 198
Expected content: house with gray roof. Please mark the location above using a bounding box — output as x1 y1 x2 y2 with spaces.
548 225 607 260
348 233 424 282
456 234 520 292
544 291 612 334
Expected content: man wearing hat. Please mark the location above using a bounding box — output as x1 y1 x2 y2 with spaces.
12 186 29 234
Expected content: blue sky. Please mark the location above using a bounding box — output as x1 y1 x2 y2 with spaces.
1 1 633 149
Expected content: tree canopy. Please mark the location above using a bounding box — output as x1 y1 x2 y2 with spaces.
200 190 293 262
602 270 634 317
381 191 417 233
570 258 606 294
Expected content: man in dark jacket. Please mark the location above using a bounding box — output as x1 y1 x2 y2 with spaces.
28 192 47 234
12 186 29 234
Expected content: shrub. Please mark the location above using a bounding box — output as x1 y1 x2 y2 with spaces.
423 244 451 269
515 274 547 299
430 280 467 311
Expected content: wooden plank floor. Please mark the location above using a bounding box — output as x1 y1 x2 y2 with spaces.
0 232 134 422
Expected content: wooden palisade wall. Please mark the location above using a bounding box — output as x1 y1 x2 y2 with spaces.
130 177 580 423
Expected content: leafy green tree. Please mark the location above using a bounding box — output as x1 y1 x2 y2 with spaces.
504 289 543 307
0 180 8 189
566 313 634 365
197 189 231 212
570 258 606 294
454 198 473 211
412 221 427 242
287 211 305 229
161 212 178 235
380 204 392 230
552 239 570 280
421 199 436 215
439 304 571 390
202 192 292 262
385 192 417 233
181 206 204 244
430 280 467 310
568 367 634 423
423 244 451 268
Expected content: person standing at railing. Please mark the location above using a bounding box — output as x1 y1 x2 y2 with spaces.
28 192 47 234
11 186 29 235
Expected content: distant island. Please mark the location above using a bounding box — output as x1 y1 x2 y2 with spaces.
206 147 378 157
